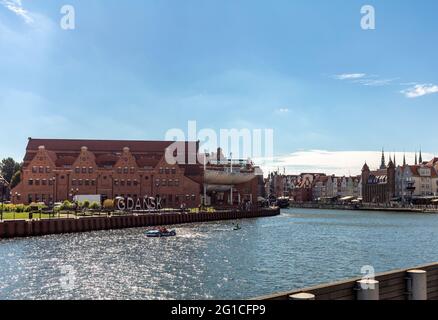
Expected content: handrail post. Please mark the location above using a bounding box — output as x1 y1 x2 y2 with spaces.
407 270 427 300
289 293 315 300
356 280 379 300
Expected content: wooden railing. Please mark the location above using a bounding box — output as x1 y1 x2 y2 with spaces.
254 262 438 300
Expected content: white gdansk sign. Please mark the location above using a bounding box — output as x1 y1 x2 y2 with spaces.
116 196 163 211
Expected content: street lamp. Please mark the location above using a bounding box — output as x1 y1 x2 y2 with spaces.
203 150 208 207
230 152 233 206
0 196 3 221
15 193 21 220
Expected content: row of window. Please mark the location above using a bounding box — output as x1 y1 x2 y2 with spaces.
116 167 136 174
155 179 180 187
116 167 178 175
28 179 54 186
75 167 94 174
32 166 51 174
30 167 179 177
72 179 96 186
114 180 139 187
159 167 177 175
28 177 181 187
28 194 53 203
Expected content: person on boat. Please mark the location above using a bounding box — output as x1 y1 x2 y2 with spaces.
159 227 168 233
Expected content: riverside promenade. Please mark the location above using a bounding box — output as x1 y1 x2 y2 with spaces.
0 208 280 239
288 202 438 214
255 262 438 300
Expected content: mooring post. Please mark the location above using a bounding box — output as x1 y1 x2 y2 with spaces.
407 270 427 300
289 293 315 300
356 280 379 300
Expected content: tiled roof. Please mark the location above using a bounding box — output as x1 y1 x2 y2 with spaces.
26 138 179 153
408 165 438 178
427 158 438 166
135 157 161 168
23 138 199 166
370 169 388 176
368 175 388 184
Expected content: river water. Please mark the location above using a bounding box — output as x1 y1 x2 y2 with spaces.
1 208 438 300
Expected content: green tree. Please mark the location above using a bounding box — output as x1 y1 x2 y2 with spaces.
0 158 22 183
90 202 100 210
82 200 90 209
10 171 21 189
61 200 72 210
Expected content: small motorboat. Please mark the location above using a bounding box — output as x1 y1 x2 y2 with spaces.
233 223 242 231
146 228 176 238
276 197 290 209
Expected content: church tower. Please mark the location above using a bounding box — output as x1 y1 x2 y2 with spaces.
361 162 370 202
380 149 386 170
387 158 396 200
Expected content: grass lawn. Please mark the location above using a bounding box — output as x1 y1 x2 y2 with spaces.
1 212 53 220
0 212 80 220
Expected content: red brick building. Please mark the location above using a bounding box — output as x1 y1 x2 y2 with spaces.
11 138 261 208
361 152 396 204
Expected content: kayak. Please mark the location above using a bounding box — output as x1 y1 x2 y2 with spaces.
146 230 177 238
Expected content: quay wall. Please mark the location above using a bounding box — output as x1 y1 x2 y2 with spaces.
255 262 438 300
0 208 280 239
288 203 433 213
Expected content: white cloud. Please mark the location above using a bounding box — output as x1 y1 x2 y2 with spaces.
335 74 437 95
334 73 366 80
353 78 397 87
401 84 438 98
334 73 396 87
255 150 436 177
1 0 33 24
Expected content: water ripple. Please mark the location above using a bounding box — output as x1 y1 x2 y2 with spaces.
2 209 438 299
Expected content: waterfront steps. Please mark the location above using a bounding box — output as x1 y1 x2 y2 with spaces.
0 208 280 239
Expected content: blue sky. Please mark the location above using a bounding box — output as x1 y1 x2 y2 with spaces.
1 0 437 174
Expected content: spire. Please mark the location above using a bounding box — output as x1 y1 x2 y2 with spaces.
362 162 370 172
393 154 396 167
419 149 423 164
380 148 386 170
403 153 406 167
388 154 394 167
415 152 418 165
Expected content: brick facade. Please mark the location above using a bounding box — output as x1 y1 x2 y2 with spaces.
361 161 396 204
11 139 202 207
11 138 261 209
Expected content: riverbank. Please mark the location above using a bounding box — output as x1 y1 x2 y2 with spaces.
0 208 280 239
288 203 437 213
